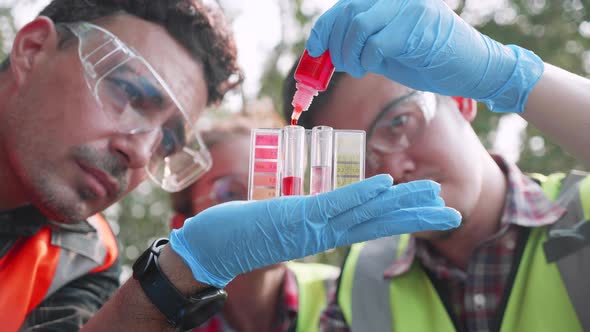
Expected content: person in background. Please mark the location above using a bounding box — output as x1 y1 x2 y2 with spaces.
280 0 590 330
171 110 339 332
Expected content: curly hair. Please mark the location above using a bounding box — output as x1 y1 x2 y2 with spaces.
3 0 241 105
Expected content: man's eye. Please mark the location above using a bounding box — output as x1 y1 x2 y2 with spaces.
389 114 410 130
106 78 143 109
214 179 248 202
218 189 243 201
138 77 165 108
158 128 182 158
117 79 141 102
109 78 166 112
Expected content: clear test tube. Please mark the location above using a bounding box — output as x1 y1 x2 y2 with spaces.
310 126 333 195
281 125 305 196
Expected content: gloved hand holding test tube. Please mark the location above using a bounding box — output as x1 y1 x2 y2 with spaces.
172 174 461 288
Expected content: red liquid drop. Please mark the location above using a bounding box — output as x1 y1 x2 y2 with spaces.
282 176 302 196
291 106 302 126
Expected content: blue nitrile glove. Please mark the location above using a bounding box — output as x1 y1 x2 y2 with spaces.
170 175 461 288
306 0 545 113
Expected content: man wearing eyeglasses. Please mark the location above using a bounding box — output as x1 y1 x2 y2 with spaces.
0 1 462 331
281 0 590 331
283 71 590 332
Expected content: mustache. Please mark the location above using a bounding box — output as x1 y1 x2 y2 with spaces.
73 145 129 195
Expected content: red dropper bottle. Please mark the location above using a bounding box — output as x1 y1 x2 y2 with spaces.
290 49 335 125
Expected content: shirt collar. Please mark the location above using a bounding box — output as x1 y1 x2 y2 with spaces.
383 155 566 279
0 205 48 237
494 155 566 227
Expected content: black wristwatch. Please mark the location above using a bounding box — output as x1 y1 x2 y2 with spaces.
132 238 227 330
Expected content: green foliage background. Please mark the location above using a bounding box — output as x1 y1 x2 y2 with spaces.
0 0 587 271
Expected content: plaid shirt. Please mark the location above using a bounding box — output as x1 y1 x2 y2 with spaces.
320 156 566 332
193 267 300 332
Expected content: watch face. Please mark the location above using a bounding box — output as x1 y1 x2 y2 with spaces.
180 293 227 330
132 238 168 279
132 248 151 279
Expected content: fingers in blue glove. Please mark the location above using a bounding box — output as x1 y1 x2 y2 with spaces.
306 0 348 57
328 0 375 74
169 173 460 289
325 179 444 231
359 1 454 74
308 0 409 77
312 174 393 218
337 206 462 245
341 0 403 77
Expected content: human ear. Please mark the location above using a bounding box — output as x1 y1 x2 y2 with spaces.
453 97 477 122
9 16 58 86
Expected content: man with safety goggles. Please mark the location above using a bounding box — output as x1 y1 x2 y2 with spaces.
65 21 213 192
283 67 588 332
0 1 460 331
281 0 590 330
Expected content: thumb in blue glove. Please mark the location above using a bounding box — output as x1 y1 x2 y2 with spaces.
306 0 544 113
170 174 461 288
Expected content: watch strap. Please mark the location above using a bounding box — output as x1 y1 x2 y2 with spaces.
133 238 226 329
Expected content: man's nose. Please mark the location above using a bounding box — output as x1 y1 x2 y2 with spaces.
368 150 416 183
110 128 161 169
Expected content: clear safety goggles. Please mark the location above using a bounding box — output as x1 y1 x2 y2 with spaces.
64 22 212 192
366 91 437 172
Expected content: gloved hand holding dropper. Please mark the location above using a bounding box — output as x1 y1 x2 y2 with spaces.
305 0 590 164
306 0 543 114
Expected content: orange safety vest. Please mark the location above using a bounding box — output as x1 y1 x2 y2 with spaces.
0 214 118 331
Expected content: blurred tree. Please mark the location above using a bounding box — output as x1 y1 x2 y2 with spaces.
470 0 589 174
103 182 171 267
258 0 310 113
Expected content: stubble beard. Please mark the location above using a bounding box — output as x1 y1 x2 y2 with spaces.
28 145 129 223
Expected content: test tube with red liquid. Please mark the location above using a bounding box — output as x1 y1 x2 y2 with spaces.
290 50 335 125
281 125 305 196
310 126 333 195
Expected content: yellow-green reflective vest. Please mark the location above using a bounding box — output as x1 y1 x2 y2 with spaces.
338 171 590 332
286 262 339 332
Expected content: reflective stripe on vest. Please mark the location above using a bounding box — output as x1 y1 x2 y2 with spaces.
286 262 339 332
0 214 118 331
339 171 590 332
